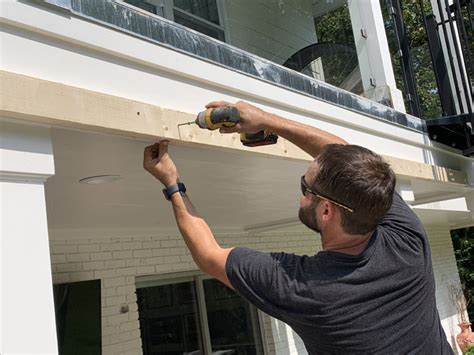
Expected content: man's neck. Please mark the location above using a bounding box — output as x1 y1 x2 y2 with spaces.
321 231 374 256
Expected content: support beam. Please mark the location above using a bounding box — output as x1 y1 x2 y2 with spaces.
348 0 406 112
0 70 469 186
0 121 58 354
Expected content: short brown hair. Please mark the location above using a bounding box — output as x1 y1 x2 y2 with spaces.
313 144 396 235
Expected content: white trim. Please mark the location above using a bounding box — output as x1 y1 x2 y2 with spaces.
217 0 230 43
256 311 269 355
195 275 213 354
116 0 165 17
0 172 51 183
136 271 200 288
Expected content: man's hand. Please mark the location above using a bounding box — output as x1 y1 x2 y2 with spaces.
207 99 347 157
143 141 179 186
205 100 271 134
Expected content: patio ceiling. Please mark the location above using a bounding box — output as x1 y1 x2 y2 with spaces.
45 128 307 234
45 128 473 238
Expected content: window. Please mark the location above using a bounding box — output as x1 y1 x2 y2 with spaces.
122 0 226 41
136 274 264 355
53 280 102 355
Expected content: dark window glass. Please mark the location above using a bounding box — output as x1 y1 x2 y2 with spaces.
124 0 161 16
137 282 204 355
203 279 264 355
174 10 225 41
53 280 101 355
174 0 220 25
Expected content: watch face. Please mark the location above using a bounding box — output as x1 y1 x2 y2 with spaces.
163 189 171 201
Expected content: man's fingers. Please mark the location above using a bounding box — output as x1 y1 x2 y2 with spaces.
219 126 240 134
205 101 233 109
144 144 155 159
158 140 169 159
144 143 160 159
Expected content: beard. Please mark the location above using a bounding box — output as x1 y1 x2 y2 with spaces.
298 203 321 233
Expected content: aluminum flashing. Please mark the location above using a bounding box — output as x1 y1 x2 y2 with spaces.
43 0 72 10
40 0 427 134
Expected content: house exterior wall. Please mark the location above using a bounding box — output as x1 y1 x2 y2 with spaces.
428 227 466 354
49 230 319 354
1 1 472 354
49 227 463 354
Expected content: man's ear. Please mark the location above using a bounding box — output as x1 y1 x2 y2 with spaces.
321 201 338 222
321 201 331 220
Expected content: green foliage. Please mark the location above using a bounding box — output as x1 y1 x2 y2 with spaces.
380 0 442 118
451 227 474 323
465 346 474 355
313 5 360 91
314 5 354 46
312 0 471 119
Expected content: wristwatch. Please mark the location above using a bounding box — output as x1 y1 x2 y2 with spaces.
162 181 186 201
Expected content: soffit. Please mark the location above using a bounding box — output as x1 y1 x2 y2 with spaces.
45 128 472 236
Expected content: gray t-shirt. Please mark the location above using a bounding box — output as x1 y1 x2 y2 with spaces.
225 193 454 354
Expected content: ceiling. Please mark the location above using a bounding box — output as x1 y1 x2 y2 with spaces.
45 128 308 233
45 128 473 237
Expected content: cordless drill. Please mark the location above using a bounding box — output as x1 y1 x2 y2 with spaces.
179 106 278 147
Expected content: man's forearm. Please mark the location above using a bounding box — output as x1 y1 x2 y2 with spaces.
264 113 347 158
169 192 222 269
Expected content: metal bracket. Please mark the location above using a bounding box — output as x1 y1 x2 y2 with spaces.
360 29 368 38
426 113 474 156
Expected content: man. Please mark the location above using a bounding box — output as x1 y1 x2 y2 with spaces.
143 101 453 354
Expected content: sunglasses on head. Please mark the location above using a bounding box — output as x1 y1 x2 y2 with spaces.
300 175 354 213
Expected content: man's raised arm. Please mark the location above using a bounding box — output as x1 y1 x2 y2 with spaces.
143 141 234 289
206 101 347 158
142 101 346 290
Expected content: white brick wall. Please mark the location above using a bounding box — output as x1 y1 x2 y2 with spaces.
49 230 320 355
427 227 465 354
49 227 463 354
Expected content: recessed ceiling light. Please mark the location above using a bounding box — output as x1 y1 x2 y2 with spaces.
79 175 122 184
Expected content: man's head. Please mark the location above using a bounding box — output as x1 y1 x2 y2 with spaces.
299 144 396 236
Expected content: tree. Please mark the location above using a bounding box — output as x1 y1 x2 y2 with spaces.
451 227 474 322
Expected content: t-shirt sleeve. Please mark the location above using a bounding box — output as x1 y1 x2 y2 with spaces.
225 247 298 319
379 192 427 243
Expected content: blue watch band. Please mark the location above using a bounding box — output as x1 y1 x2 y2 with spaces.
162 182 186 201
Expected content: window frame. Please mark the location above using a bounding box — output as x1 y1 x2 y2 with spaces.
118 0 229 42
136 271 265 354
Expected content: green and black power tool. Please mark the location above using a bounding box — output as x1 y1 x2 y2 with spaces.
179 106 278 147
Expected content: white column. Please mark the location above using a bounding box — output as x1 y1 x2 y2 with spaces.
348 0 406 112
0 120 58 354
